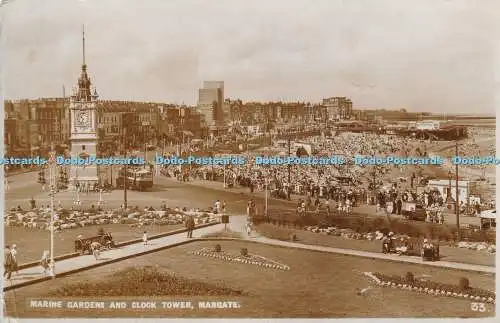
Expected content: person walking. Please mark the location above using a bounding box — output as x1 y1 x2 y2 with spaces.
186 214 195 238
246 219 252 237
4 245 13 280
222 201 227 214
40 251 50 276
142 231 148 245
10 244 19 275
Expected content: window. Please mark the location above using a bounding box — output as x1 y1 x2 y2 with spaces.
82 145 86 150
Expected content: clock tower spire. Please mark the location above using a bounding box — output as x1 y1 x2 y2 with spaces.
69 25 100 189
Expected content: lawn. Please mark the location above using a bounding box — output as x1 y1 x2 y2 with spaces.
4 223 184 264
255 224 496 267
4 240 495 318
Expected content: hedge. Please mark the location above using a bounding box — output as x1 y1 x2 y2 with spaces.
252 209 495 243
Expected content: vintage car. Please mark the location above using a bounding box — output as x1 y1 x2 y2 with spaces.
75 232 115 255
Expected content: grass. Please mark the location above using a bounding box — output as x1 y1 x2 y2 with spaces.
254 223 496 267
4 241 495 318
201 229 243 239
4 223 185 264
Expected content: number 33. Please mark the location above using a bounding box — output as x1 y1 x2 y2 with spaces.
471 302 486 312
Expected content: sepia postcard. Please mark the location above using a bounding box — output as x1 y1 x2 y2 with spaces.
1 0 498 321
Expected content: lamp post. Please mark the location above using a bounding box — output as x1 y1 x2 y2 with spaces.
73 168 81 211
122 129 128 209
287 131 291 200
223 164 226 189
264 168 269 217
48 143 56 278
98 188 103 209
447 170 453 206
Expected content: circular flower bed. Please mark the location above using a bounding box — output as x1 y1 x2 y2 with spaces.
192 248 290 271
364 272 495 304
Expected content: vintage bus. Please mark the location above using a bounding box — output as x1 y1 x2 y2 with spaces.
116 167 153 191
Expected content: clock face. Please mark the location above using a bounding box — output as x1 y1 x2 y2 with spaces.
76 111 90 126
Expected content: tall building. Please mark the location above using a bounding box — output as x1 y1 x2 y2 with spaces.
197 81 224 126
203 81 224 101
322 97 353 120
69 27 100 188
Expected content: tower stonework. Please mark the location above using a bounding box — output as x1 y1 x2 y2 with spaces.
69 26 100 188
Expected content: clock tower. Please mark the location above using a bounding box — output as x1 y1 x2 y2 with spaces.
69 26 100 189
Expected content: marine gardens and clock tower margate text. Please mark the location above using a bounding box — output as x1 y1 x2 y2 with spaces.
69 25 100 188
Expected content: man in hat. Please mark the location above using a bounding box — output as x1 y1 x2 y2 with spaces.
185 214 195 238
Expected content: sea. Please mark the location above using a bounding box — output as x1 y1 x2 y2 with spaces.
446 118 496 128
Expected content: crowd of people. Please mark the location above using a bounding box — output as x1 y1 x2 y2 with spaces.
159 130 496 221
164 133 432 203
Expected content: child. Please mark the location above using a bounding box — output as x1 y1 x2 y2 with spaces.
142 231 148 245
90 242 101 260
246 221 252 237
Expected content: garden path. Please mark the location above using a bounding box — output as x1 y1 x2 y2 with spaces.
3 215 494 292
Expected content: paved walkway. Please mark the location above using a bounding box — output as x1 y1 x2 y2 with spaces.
3 215 494 291
3 223 226 291
228 215 494 273
251 236 495 274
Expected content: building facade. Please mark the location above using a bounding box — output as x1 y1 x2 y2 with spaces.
322 97 353 120
197 81 224 126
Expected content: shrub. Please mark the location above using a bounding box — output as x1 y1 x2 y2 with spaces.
405 272 414 283
240 248 248 257
459 277 470 290
214 244 221 252
263 209 495 243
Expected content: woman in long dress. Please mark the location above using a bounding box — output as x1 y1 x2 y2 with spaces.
10 244 18 275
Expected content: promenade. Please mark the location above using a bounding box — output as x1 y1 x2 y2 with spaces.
3 223 226 291
4 214 495 292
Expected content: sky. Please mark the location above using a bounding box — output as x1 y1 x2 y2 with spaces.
0 0 498 113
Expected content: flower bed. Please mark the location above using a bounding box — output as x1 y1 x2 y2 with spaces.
192 247 290 271
5 208 217 231
47 267 243 296
365 272 495 304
